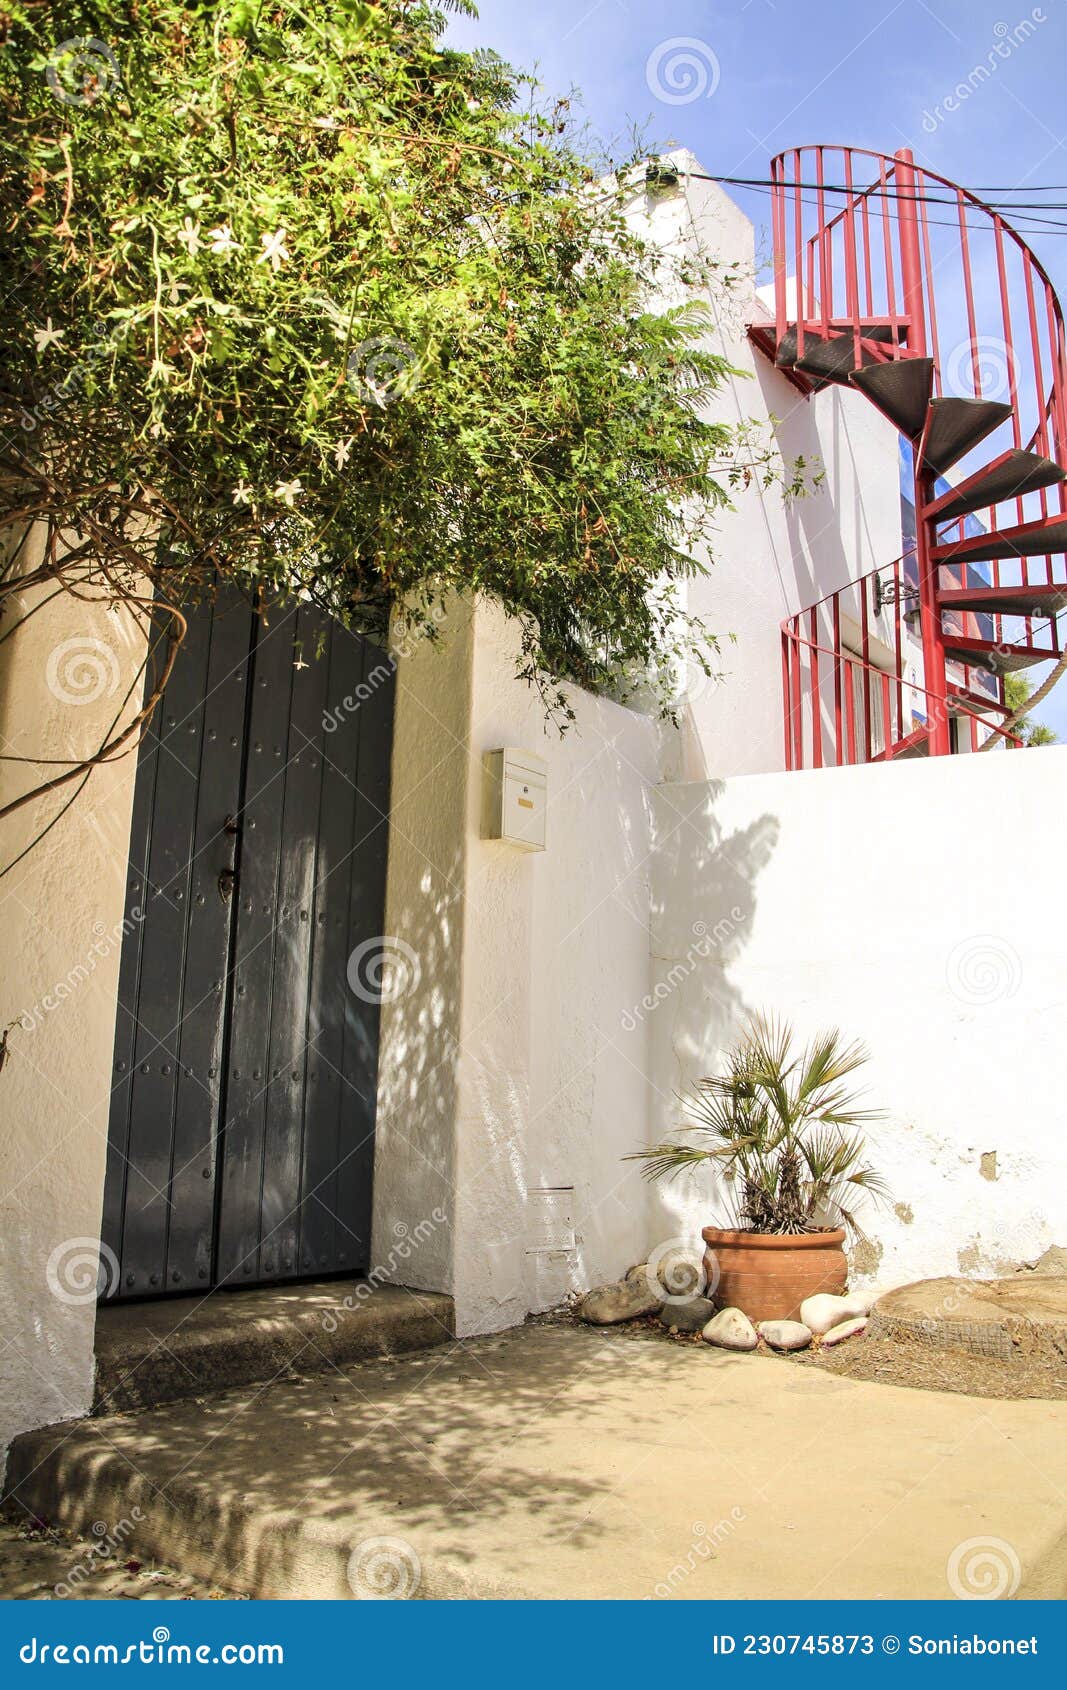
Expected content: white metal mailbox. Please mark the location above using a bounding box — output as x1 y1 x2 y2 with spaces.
482 747 547 851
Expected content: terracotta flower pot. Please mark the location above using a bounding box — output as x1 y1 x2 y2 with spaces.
702 1226 847 1324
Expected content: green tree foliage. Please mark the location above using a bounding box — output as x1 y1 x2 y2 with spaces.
0 0 770 779
1003 674 1057 747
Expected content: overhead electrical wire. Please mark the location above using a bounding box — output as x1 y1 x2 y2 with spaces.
677 170 1067 238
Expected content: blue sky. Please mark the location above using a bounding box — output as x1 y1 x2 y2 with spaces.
446 0 1067 737
446 1 1067 248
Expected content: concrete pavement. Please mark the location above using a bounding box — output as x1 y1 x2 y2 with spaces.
7 1324 1066 1600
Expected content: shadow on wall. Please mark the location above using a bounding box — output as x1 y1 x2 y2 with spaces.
519 692 670 1313
371 609 475 1298
759 361 886 622
644 780 779 1253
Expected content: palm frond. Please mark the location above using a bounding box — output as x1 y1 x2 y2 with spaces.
625 1010 890 1234
623 1141 732 1183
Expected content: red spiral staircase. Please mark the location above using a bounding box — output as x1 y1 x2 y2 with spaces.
751 146 1067 767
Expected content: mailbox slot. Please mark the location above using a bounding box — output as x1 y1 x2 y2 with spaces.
482 748 547 851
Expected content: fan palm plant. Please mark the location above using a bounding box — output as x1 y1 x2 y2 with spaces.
629 1015 889 1235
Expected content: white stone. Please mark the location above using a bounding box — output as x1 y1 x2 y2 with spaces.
799 1292 873 1335
821 1316 868 1347
702 1307 759 1351
757 1319 813 1352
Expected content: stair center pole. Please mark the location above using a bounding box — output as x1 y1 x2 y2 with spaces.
895 147 950 753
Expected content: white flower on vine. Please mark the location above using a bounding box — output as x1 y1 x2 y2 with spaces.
257 228 290 272
231 481 254 507
33 318 65 353
208 223 239 257
273 477 303 507
333 437 354 469
176 218 202 256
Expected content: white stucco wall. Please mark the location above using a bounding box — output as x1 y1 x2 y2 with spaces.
371 598 476 1299
372 598 667 1335
452 603 668 1333
645 750 1067 1290
0 532 146 1454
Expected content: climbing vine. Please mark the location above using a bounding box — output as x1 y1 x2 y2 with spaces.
1 0 789 834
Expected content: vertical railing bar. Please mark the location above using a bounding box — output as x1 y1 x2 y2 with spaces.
1023 256 1047 457
809 607 823 768
860 180 874 321
794 149 805 358
842 149 862 366
956 190 981 397
1044 279 1066 507
878 158 897 348
791 616 803 769
917 175 941 392
893 558 904 729
773 155 786 350
784 628 794 774
861 581 873 762
844 658 857 765
816 147 830 333
832 595 843 767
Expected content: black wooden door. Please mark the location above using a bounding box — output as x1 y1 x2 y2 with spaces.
101 591 395 1298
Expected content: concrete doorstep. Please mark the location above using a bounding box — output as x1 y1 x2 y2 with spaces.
6 1324 1067 1601
92 1280 455 1414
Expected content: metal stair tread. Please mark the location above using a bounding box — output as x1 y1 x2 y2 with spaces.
849 358 933 439
937 582 1067 617
941 636 1053 674
920 397 1013 477
932 515 1067 564
926 449 1066 523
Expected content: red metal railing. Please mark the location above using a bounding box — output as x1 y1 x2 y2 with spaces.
771 145 1067 468
770 144 1067 764
781 558 1024 770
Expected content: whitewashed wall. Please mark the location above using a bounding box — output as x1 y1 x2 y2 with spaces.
453 603 666 1332
645 751 1067 1290
0 532 146 1454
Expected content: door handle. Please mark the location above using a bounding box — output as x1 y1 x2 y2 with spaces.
218 867 237 902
